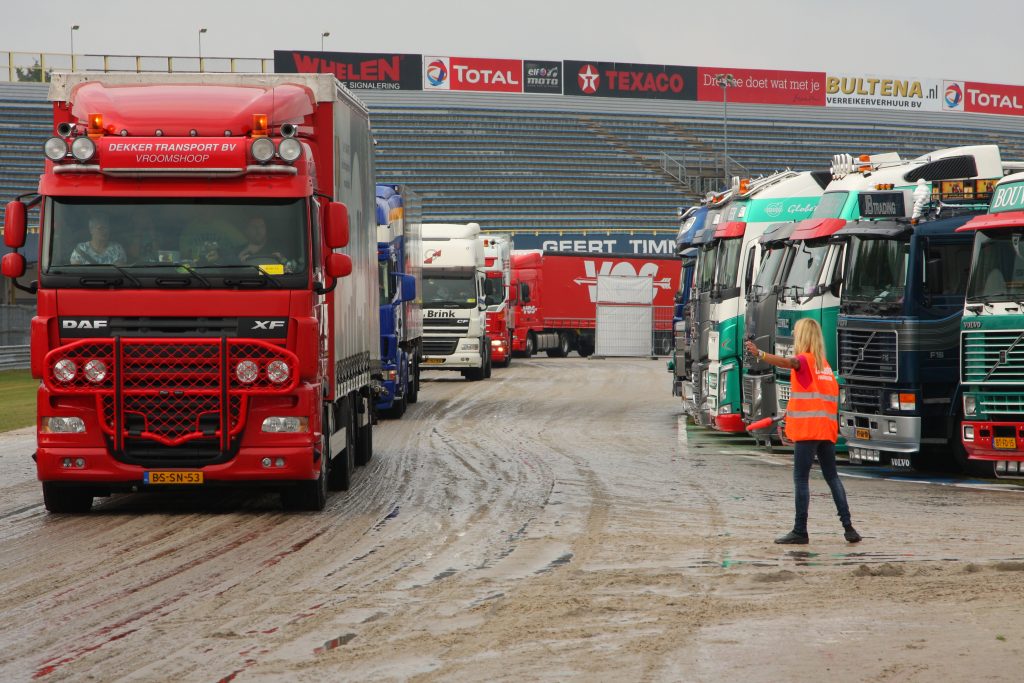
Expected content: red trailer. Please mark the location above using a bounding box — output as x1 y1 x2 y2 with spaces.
510 251 680 357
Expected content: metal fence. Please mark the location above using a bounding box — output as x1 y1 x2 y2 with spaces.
652 305 674 357
2 51 272 82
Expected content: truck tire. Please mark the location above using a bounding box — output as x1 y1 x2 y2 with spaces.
282 440 329 511
465 365 485 381
327 402 354 491
546 333 570 358
578 338 595 357
524 334 536 358
42 483 93 513
355 416 373 466
484 352 492 379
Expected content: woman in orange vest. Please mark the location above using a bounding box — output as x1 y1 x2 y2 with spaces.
745 318 861 544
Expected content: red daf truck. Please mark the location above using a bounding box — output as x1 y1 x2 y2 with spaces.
1 72 378 513
481 234 513 367
510 250 680 357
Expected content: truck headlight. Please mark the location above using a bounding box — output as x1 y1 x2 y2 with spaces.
83 359 108 383
278 137 302 162
71 137 96 161
461 341 479 351
42 417 86 433
963 425 975 441
251 137 275 163
964 395 976 417
53 359 77 383
266 360 290 384
236 360 259 384
44 137 68 161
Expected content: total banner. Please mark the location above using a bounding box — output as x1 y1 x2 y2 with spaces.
273 50 422 90
423 56 523 93
564 61 697 100
943 80 1024 117
825 73 941 111
698 67 824 106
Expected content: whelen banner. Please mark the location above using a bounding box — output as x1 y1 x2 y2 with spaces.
423 56 523 93
697 67 824 106
564 61 697 100
273 50 422 90
825 73 941 111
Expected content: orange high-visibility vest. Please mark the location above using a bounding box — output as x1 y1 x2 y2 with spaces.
785 352 839 443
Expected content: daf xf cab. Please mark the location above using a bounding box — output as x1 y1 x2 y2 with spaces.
375 184 422 418
420 223 490 380
2 73 378 512
481 234 513 367
958 172 1024 476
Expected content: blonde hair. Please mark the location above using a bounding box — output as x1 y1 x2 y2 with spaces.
793 318 827 372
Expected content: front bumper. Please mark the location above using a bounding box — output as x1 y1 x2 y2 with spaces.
421 351 483 370
961 420 1024 460
839 411 921 463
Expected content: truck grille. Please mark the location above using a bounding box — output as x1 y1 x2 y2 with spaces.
847 385 882 413
962 330 1024 384
777 381 790 412
424 338 459 355
976 393 1024 420
45 338 296 467
839 328 898 381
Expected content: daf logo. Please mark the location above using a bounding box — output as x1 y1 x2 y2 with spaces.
62 319 107 330
252 320 286 331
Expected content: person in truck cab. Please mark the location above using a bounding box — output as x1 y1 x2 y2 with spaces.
70 215 126 265
745 319 861 545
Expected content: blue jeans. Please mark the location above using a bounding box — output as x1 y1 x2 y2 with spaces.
792 440 851 534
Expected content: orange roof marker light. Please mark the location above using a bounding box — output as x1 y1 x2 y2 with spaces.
738 178 751 194
87 113 103 138
252 114 269 137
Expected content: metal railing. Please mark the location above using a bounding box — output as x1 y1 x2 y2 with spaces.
2 51 272 83
0 345 30 370
659 151 749 197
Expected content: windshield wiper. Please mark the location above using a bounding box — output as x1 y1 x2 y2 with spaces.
158 262 213 288
198 264 281 289
55 264 142 288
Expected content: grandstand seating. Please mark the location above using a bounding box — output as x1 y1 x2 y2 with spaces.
4 82 1024 236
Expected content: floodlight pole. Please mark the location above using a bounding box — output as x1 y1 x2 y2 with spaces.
198 27 207 70
714 73 737 185
70 25 79 70
321 32 330 52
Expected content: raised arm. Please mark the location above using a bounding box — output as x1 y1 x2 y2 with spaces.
744 339 799 370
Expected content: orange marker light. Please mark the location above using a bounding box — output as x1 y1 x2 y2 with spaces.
252 114 269 137
738 178 750 194
87 113 103 137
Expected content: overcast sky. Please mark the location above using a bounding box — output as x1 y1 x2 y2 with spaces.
3 0 1022 84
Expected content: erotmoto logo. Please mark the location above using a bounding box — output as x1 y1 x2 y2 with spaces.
944 81 963 110
577 64 600 94
426 59 448 87
424 248 442 264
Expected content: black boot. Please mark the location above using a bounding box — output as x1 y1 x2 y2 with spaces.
775 530 809 544
844 525 862 543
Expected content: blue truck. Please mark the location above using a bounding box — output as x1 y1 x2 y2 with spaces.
671 205 706 398
375 185 423 418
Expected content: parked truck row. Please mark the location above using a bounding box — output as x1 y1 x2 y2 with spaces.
673 144 1024 478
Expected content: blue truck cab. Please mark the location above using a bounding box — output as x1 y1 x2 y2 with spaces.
375 184 423 418
671 205 706 397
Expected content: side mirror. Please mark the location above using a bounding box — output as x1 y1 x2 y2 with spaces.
399 273 416 302
4 201 27 249
326 252 352 279
324 202 349 249
478 300 487 311
520 282 531 303
2 252 26 279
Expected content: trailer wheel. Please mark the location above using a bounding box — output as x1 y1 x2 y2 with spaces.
327 402 354 491
355 407 373 466
546 333 570 358
407 356 420 404
283 437 329 511
42 483 93 513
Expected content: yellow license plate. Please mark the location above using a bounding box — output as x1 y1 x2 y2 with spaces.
856 428 871 440
144 471 203 485
994 437 1016 450
423 358 445 365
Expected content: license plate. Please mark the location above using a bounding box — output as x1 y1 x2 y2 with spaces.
144 471 204 485
994 437 1016 450
856 428 871 440
423 358 445 365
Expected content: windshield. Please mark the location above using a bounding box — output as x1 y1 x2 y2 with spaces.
783 242 830 297
423 275 477 308
697 243 718 292
843 237 909 304
966 230 1024 302
483 274 506 307
811 192 850 219
752 246 787 296
43 197 308 288
713 238 742 289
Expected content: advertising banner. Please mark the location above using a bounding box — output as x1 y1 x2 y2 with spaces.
506 231 676 255
825 73 941 111
958 81 1024 117
100 138 245 170
423 56 523 93
564 61 697 100
698 68 824 106
523 60 563 94
273 50 422 90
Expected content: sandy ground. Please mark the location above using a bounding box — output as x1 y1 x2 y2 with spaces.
1 357 1023 682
